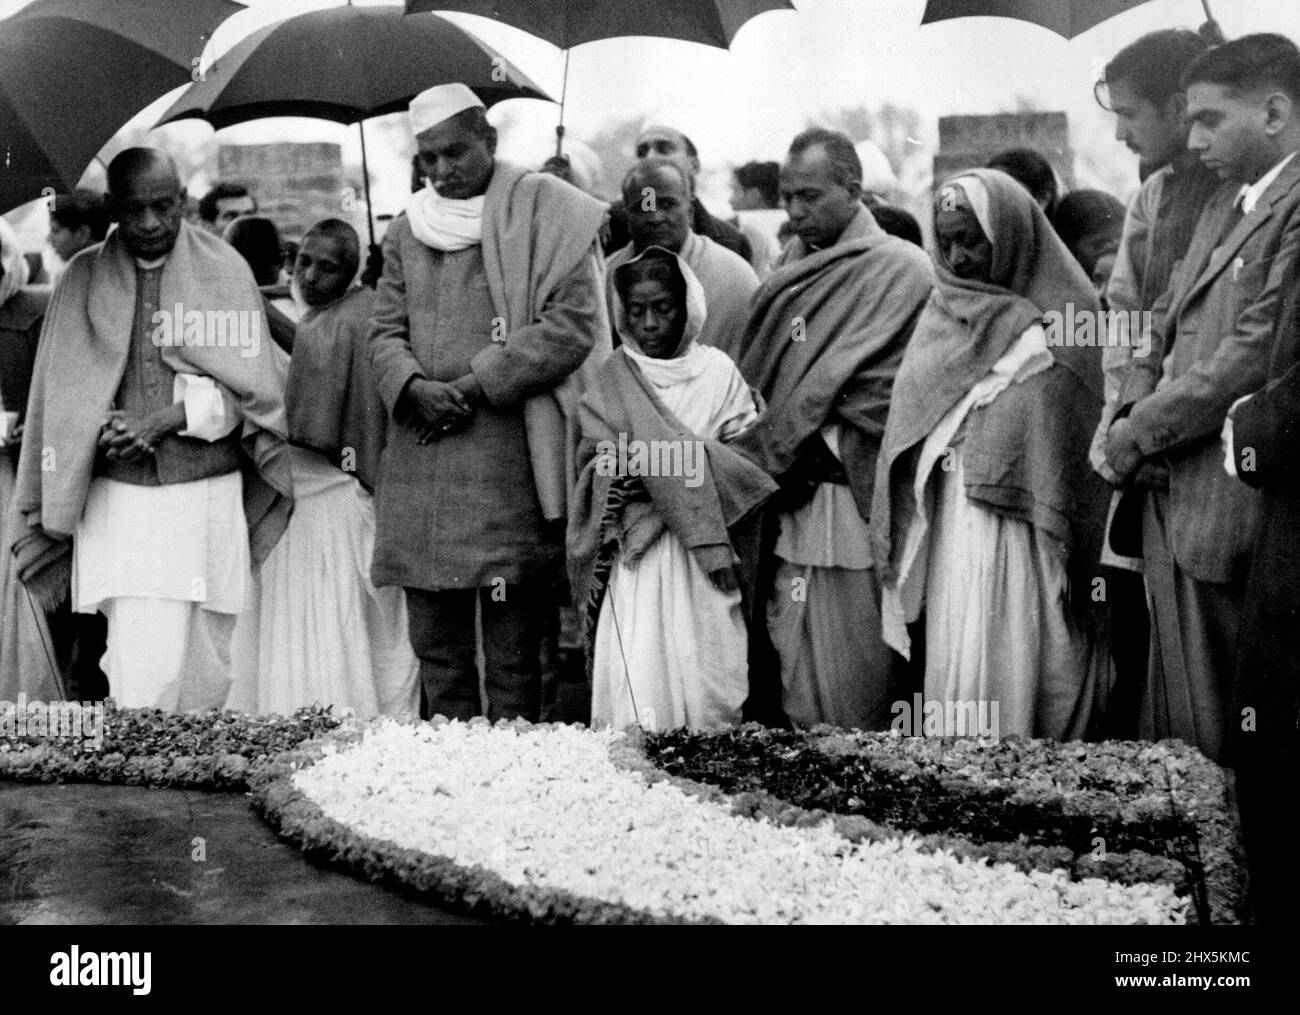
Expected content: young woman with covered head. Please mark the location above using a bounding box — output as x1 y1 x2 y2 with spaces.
871 169 1112 740
567 246 776 731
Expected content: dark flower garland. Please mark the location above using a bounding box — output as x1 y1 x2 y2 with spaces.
0 702 342 791
641 725 1246 925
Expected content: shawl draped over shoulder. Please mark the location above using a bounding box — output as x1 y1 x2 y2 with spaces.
566 247 777 613
11 221 293 567
871 168 1108 595
286 285 386 492
478 162 612 522
729 206 935 520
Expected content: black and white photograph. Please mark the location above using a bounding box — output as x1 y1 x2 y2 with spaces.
0 0 1289 990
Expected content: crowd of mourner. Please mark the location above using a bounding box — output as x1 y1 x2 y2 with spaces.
0 26 1297 922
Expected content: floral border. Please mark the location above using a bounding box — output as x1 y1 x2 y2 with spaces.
247 719 711 925
0 703 342 792
1 706 1245 925
638 726 1246 925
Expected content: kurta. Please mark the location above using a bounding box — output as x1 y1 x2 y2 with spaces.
10 223 293 711
368 213 604 591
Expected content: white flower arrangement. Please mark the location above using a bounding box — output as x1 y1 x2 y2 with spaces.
289 719 1186 926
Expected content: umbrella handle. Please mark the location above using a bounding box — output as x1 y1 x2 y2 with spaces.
555 48 571 159
357 120 376 250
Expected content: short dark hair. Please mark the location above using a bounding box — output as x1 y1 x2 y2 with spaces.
51 189 109 240
1182 33 1300 103
987 147 1059 211
869 205 923 248
199 182 256 224
303 217 361 280
788 128 862 188
1100 29 1213 110
733 160 780 208
223 216 282 286
1051 189 1126 254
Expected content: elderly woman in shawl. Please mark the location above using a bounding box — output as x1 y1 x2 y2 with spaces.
568 247 776 731
872 170 1112 740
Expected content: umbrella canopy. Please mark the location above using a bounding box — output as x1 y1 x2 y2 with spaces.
404 0 795 50
920 0 1213 40
405 0 794 156
157 5 551 130
0 0 243 213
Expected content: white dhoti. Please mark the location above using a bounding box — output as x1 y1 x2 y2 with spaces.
591 529 748 732
767 428 901 732
73 470 249 710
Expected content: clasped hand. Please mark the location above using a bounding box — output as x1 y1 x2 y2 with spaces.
407 376 480 444
98 406 183 461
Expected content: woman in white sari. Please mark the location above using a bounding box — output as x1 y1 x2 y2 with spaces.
568 247 776 731
872 170 1112 740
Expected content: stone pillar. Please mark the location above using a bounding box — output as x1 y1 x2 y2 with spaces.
933 112 1074 191
216 142 366 243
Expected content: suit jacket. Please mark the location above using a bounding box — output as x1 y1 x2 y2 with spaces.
1231 249 1300 686
1119 154 1300 584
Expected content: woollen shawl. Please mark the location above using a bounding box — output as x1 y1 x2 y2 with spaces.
871 168 1106 586
476 162 611 522
12 221 293 564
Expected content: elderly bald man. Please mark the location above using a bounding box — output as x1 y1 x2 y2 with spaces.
368 83 610 723
602 124 752 263
11 147 292 711
606 158 758 354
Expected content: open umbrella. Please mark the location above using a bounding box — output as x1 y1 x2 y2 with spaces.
405 0 795 155
156 4 552 245
920 0 1216 40
0 0 243 214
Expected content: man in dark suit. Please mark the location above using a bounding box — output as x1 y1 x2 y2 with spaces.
1223 247 1300 925
1106 34 1300 764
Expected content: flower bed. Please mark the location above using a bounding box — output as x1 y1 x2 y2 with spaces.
0 702 342 791
251 718 1193 925
642 726 1245 925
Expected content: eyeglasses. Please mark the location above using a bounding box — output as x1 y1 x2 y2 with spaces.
1094 78 1115 113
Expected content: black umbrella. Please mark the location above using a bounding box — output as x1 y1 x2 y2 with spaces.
920 0 1216 40
405 0 795 155
156 4 551 246
0 0 243 213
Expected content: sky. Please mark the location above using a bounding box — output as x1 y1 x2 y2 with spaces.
5 0 1300 232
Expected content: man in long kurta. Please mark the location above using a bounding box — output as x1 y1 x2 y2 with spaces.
606 159 759 354
369 83 609 723
10 148 292 711
228 219 418 719
731 128 934 731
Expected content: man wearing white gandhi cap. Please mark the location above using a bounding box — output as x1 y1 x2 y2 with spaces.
368 81 611 722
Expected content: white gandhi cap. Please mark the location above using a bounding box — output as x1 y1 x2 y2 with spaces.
409 83 485 137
